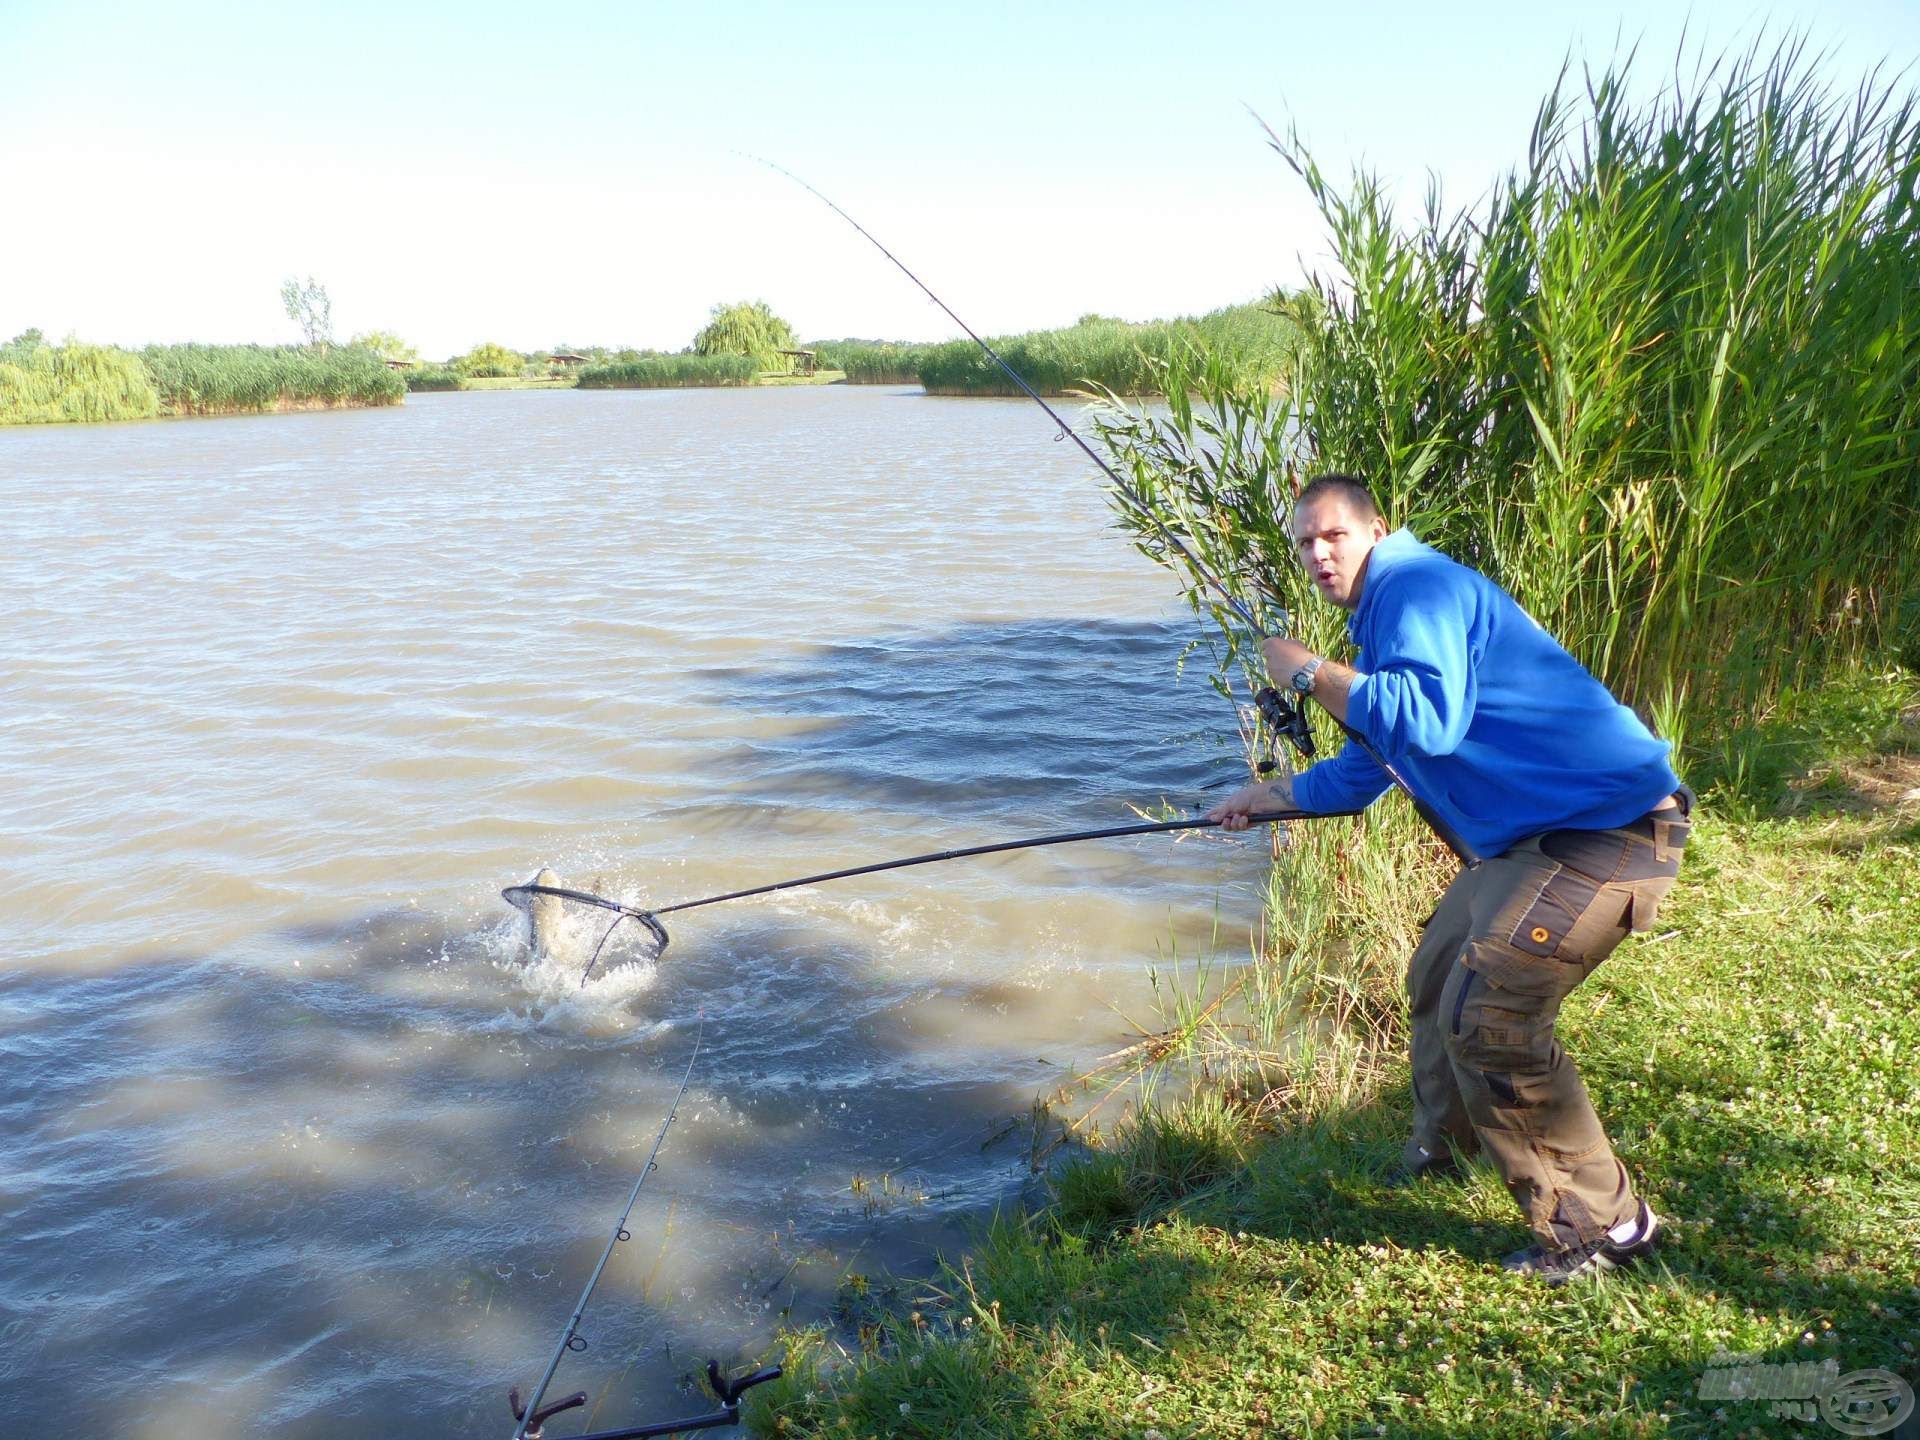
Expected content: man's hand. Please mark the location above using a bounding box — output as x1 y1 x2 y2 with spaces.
1262 636 1313 682
1204 772 1295 831
1260 634 1359 724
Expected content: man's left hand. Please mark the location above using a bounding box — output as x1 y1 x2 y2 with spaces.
1204 773 1295 831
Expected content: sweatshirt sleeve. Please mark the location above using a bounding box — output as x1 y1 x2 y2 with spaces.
1292 736 1393 814
1345 568 1478 759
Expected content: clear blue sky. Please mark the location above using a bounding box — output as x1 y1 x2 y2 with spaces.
3 1 1915 357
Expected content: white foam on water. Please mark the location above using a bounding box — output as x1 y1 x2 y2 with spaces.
508 944 661 1009
443 895 666 1036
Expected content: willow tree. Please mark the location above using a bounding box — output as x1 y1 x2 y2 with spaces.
349 330 419 363
455 342 522 378
692 301 796 368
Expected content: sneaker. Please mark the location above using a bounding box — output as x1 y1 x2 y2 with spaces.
1385 1145 1467 1188
1503 1200 1662 1285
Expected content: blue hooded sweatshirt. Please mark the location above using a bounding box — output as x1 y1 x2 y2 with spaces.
1290 528 1680 857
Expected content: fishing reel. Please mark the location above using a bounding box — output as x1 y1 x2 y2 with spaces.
1253 685 1316 775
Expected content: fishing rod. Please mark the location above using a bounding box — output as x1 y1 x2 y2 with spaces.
505 806 1365 984
752 157 1479 868
505 1023 782 1440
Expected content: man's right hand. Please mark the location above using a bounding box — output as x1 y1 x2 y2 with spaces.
1204 774 1294 831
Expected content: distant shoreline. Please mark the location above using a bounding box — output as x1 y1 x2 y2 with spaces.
5 299 1299 426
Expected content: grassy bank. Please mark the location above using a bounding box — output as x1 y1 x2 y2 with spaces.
756 369 847 387
921 304 1298 397
752 675 1920 1438
404 365 464 392
809 340 937 385
455 374 579 390
143 343 404 415
407 358 845 391
576 354 761 388
0 338 405 422
809 305 1300 396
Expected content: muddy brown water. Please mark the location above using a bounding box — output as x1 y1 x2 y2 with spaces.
0 387 1278 1437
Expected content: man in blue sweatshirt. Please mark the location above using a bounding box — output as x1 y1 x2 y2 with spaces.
1206 474 1691 1285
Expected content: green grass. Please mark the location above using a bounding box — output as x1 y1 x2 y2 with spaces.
751 676 1920 1438
756 369 847 387
140 343 404 414
576 354 761 388
0 337 158 423
455 374 579 390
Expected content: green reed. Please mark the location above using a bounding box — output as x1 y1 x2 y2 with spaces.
1100 40 1919 759
918 303 1298 396
140 344 404 414
0 338 159 424
403 365 464 392
807 340 935 384
574 354 760 388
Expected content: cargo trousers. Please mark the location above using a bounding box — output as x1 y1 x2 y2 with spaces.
1405 797 1691 1250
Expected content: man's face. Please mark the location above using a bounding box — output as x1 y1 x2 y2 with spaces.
1290 495 1388 610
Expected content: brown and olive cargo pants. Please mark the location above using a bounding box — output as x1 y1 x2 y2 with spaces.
1405 797 1691 1250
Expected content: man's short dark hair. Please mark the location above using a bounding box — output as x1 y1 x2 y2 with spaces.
1295 473 1381 520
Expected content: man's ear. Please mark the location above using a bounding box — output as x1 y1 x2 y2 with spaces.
1371 515 1389 541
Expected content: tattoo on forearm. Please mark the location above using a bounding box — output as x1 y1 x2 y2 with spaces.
1308 659 1360 723
1317 660 1357 699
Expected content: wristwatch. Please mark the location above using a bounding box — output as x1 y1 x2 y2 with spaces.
1289 657 1324 695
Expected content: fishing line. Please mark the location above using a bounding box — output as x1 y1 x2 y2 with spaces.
505 1021 782 1440
750 157 1480 866
746 154 1260 633
505 805 1363 984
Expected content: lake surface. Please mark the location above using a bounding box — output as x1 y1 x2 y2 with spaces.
0 387 1277 1437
